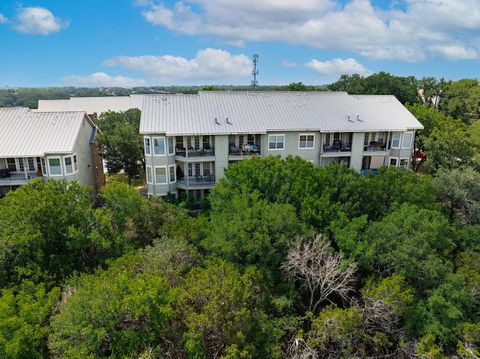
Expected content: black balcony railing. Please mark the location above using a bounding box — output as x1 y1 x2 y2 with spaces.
323 140 352 153
177 175 216 185
363 142 387 152
175 147 215 157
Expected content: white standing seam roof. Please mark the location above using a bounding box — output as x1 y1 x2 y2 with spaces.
38 95 144 114
0 107 89 157
140 91 424 136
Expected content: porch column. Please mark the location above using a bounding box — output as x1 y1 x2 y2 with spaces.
22 158 28 180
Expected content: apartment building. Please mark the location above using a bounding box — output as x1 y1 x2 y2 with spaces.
0 107 105 197
140 91 424 199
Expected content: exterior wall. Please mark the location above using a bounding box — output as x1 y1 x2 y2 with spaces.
214 135 229 181
71 118 98 189
350 132 365 171
261 131 321 165
144 135 177 196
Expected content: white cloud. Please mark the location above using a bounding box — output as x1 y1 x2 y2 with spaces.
0 14 7 24
428 45 479 61
14 7 68 35
305 58 372 77
281 60 298 68
104 48 252 83
136 0 480 62
61 72 147 87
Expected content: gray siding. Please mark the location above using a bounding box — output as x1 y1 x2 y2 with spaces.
214 135 229 181
144 135 177 196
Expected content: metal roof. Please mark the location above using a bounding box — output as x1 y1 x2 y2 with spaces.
140 91 424 135
0 107 89 157
38 95 144 114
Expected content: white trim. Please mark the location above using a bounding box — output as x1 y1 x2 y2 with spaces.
389 157 399 167
47 157 63 177
167 137 175 155
154 166 168 184
402 132 413 149
144 137 151 156
41 158 47 176
169 164 176 183
153 137 166 156
268 134 285 150
146 165 153 184
399 157 409 169
298 133 315 149
391 132 401 149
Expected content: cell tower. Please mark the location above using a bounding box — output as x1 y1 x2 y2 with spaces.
251 53 259 87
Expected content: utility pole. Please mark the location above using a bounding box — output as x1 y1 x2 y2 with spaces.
251 54 259 87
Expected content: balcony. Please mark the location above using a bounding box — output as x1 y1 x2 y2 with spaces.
363 142 387 153
228 144 261 159
175 147 215 162
176 175 216 189
0 170 42 186
322 140 352 157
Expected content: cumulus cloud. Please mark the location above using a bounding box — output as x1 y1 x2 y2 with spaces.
61 72 147 87
0 14 7 24
14 7 68 35
305 58 372 77
104 48 252 83
135 0 480 62
428 45 479 61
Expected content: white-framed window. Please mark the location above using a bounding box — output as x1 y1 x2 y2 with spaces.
153 137 165 156
146 166 153 184
399 157 409 169
268 134 285 150
6 158 16 172
167 137 175 155
389 157 398 167
325 133 331 147
391 132 401 149
27 158 35 171
169 165 176 183
154 166 167 184
18 158 25 172
41 158 47 175
144 137 151 156
298 134 315 149
194 136 200 150
402 132 413 149
48 157 63 176
64 156 74 175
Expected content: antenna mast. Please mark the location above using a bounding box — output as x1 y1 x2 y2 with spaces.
251 53 259 87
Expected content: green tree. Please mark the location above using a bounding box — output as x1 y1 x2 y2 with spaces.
0 281 60 359
96 109 143 185
439 79 480 124
48 254 178 358
181 259 275 358
0 180 115 288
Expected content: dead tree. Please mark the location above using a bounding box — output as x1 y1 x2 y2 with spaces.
281 234 357 314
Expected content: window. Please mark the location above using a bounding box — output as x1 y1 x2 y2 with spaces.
389 157 398 167
144 137 151 155
41 158 47 175
73 155 78 172
153 137 165 155
167 137 175 155
27 158 35 171
239 135 244 146
64 156 74 175
247 134 255 145
169 165 176 183
146 166 153 184
155 167 167 184
19 158 25 172
399 158 409 169
194 136 200 150
176 136 184 149
203 136 210 148
268 135 285 150
402 132 413 149
228 135 236 147
6 158 16 172
48 158 62 176
391 132 401 148
195 163 201 177
36 157 41 171
186 137 192 149
188 163 193 177
378 132 386 145
334 133 340 141
203 162 211 176
364 133 369 146
371 133 376 142
325 133 331 146
299 134 315 149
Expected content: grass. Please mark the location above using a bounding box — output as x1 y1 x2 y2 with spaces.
106 172 146 188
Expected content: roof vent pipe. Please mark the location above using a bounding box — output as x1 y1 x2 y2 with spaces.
356 114 363 122
347 114 353 123
215 117 220 125
226 117 232 125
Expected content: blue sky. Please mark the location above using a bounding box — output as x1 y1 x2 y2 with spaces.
0 0 479 87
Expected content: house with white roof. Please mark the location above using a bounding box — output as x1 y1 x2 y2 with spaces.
0 107 105 196
139 91 424 199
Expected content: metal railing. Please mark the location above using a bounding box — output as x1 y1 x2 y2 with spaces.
175 148 215 157
228 144 261 156
177 175 216 185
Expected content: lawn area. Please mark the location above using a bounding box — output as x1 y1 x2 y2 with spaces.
106 172 146 188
